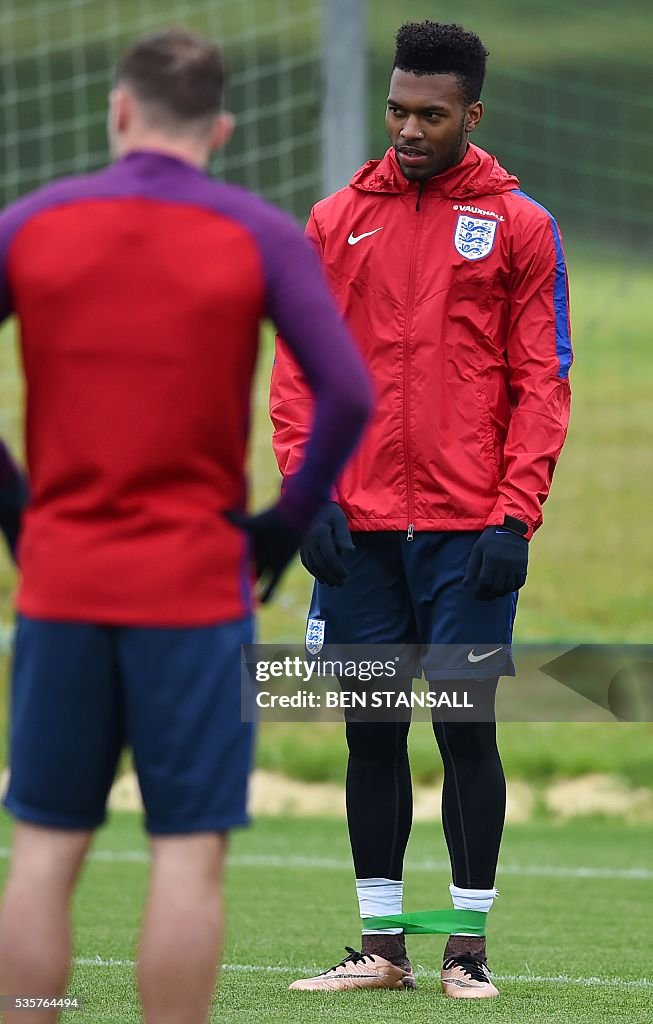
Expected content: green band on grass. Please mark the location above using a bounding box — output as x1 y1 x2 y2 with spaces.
362 910 486 935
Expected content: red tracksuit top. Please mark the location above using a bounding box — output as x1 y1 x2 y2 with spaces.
271 144 572 540
0 151 372 625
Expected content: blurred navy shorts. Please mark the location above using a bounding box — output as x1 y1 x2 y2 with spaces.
3 614 254 833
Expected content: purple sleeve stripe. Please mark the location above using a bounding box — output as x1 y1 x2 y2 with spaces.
276 485 325 533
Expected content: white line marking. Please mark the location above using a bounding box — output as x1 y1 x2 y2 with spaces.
76 957 136 968
495 973 653 989
2 848 651 880
227 854 653 880
0 847 150 864
72 958 653 988
81 850 150 863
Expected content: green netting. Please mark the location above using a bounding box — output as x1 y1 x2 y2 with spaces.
0 0 321 219
0 1 650 245
369 0 653 250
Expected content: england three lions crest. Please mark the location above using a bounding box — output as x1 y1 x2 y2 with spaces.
306 617 325 655
454 215 498 261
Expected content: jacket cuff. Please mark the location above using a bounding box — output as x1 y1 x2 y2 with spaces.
485 511 535 541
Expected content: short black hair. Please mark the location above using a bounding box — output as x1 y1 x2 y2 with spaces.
116 27 225 125
393 21 488 105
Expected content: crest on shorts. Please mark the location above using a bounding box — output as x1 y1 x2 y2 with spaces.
454 215 497 261
306 617 325 655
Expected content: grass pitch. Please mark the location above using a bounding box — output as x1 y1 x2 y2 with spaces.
1 811 651 1023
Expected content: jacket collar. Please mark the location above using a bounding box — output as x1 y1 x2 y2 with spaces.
349 143 519 200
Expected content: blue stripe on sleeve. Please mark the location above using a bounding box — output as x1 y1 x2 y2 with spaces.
512 190 572 379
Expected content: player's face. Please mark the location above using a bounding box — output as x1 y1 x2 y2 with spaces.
386 69 482 182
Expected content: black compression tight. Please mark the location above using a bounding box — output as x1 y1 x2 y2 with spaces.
346 719 413 881
345 682 505 888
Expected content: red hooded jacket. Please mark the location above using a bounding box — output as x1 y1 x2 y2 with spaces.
271 144 572 540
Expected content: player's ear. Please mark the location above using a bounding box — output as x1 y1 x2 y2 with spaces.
113 87 133 131
107 87 131 156
465 101 483 134
209 111 236 153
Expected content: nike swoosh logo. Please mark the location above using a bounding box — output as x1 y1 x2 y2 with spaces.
468 647 503 663
348 227 384 245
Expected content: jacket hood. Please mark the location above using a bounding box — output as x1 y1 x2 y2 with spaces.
349 143 519 199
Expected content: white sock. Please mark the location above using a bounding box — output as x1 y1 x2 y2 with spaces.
449 883 498 936
356 877 403 935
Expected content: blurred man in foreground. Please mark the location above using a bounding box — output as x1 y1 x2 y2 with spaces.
0 28 371 1024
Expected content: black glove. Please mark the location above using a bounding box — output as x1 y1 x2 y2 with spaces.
0 461 28 563
300 501 354 587
226 505 303 603
463 523 529 601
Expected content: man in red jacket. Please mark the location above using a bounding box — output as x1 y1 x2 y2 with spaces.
272 21 571 997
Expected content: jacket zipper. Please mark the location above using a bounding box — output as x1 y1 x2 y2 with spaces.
403 183 425 541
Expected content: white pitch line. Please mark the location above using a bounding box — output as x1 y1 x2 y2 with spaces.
227 854 653 880
0 847 149 864
72 958 653 989
494 973 653 989
76 957 136 968
1 847 651 880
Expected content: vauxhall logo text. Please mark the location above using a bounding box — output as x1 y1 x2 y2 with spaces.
452 204 505 221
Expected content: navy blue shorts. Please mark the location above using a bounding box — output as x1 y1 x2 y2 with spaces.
3 615 254 834
307 532 517 680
